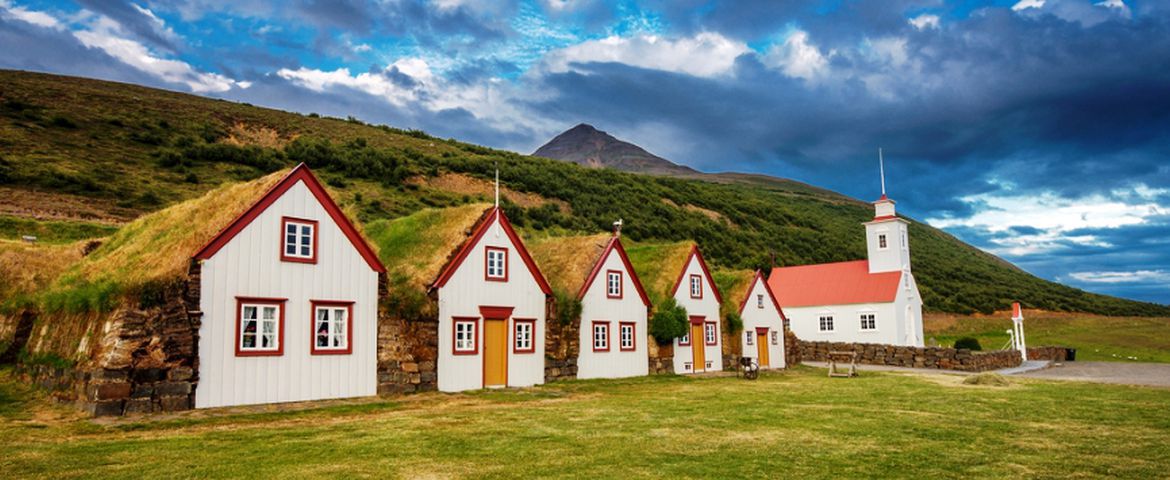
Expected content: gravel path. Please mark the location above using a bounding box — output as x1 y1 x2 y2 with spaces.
1015 361 1170 387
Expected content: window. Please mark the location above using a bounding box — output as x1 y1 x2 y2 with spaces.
592 322 610 352
513 319 535 354
901 233 907 249
745 331 754 346
771 331 779 345
281 217 317 263
819 315 835 332
757 294 764 309
236 298 285 356
679 330 691 346
704 322 717 346
619 322 636 351
453 318 478 355
485 246 508 281
689 274 703 299
607 270 623 298
860 313 876 331
878 233 888 249
311 301 353 355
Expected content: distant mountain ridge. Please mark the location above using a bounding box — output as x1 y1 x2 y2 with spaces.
533 124 700 176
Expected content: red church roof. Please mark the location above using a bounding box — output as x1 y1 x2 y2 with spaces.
767 260 901 308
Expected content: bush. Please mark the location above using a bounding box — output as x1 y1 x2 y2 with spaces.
724 311 743 335
49 115 77 129
551 289 582 326
954 337 982 351
650 297 689 344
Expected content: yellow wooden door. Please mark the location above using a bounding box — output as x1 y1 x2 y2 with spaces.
757 332 770 368
691 323 705 372
483 319 508 387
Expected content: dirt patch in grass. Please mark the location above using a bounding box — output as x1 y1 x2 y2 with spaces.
410 173 570 212
221 122 293 149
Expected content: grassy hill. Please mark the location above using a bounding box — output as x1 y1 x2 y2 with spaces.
1 69 1167 316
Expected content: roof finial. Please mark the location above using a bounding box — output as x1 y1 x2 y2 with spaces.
613 218 623 237
879 147 887 199
494 163 500 209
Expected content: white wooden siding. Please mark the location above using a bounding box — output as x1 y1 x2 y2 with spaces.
783 272 923 347
436 216 547 392
672 256 723 374
576 248 649 379
738 277 786 369
197 181 378 409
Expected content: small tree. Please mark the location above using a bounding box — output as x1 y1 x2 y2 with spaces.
650 297 689 344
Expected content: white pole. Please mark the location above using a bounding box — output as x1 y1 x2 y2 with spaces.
879 148 886 197
494 165 501 237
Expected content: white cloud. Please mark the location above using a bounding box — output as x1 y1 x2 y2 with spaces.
763 30 829 82
542 32 749 78
927 184 1168 256
0 1 63 29
1012 0 1045 11
909 14 940 30
1068 270 1170 284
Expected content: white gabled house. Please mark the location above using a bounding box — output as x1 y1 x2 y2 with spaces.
192 164 386 409
737 270 786 370
575 235 651 380
671 246 724 374
429 207 552 392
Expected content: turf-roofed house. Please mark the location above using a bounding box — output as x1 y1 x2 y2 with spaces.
669 246 724 374
732 270 787 370
768 190 924 347
530 227 652 380
371 203 553 392
1 164 385 415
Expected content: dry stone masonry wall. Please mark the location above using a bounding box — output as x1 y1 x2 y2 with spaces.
798 340 1071 372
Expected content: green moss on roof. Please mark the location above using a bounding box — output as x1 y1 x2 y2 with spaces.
364 203 492 289
714 268 757 317
624 241 693 308
528 233 611 298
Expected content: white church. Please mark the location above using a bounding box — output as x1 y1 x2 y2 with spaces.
768 162 924 347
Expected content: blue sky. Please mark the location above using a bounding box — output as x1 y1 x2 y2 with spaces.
1 0 1168 305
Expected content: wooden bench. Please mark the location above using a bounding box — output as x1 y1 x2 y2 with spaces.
827 350 858 378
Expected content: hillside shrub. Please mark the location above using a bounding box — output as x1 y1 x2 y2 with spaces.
724 311 743 335
954 337 983 351
650 298 689 344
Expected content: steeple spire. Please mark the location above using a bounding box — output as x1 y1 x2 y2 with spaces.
879 147 887 199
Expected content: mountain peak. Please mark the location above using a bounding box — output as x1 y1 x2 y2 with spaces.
533 123 698 176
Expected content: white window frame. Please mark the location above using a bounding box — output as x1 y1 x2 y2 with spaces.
690 274 702 298
283 219 315 260
878 233 888 250
313 304 349 352
513 320 534 353
757 294 764 309
454 319 477 354
607 271 622 298
860 313 877 331
486 247 507 280
239 302 281 353
619 323 635 351
745 331 754 346
704 322 717 345
819 315 835 332
593 322 610 351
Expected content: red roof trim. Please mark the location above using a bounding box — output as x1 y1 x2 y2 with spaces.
871 215 898 222
577 237 651 307
430 208 552 296
669 245 723 303
193 164 386 273
737 270 787 321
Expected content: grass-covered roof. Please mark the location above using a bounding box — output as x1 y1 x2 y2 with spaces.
624 241 694 308
528 233 611 298
364 203 493 289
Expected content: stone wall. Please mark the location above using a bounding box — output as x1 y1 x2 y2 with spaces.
376 275 438 395
543 316 579 382
647 337 674 375
17 264 202 416
721 328 741 372
798 340 1025 372
783 329 800 368
1027 346 1070 362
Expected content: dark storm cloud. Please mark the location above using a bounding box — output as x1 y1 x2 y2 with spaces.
0 15 162 88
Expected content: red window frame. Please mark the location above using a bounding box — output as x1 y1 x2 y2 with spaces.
235 296 287 357
280 216 319 264
452 317 480 355
619 322 636 351
689 274 703 299
678 329 692 346
512 318 536 354
484 246 509 282
592 321 611 352
309 300 354 355
606 270 623 299
704 321 718 346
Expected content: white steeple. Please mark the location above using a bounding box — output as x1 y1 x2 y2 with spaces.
864 149 911 274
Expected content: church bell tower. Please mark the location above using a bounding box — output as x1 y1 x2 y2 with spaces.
864 149 911 274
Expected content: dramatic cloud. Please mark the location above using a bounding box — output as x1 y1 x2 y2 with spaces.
2 0 1169 303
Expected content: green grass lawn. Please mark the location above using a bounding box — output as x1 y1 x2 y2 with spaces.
2 367 1168 479
925 313 1170 363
